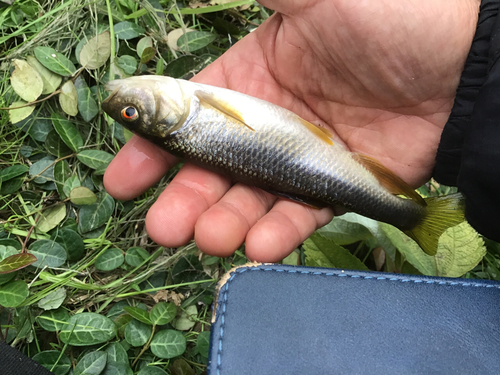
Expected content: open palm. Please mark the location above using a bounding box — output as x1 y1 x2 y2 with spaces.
104 0 478 262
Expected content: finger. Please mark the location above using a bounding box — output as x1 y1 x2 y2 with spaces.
145 163 231 247
104 136 178 201
194 184 277 257
245 200 334 262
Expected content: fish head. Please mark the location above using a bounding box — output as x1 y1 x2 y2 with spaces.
102 76 187 142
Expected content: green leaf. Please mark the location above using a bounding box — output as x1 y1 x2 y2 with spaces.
51 113 84 152
10 59 43 102
36 308 70 332
0 245 19 260
27 55 62 95
45 130 72 157
54 160 72 199
304 232 369 271
196 331 210 358
318 213 397 261
63 175 81 197
140 47 156 64
150 329 186 359
95 248 124 271
70 186 97 205
114 21 145 39
0 280 29 307
0 253 36 274
75 76 99 122
150 302 177 326
74 351 107 375
38 287 66 310
117 55 137 75
1 175 24 195
177 31 217 52
382 221 486 277
125 247 150 267
124 319 152 347
29 156 55 184
59 80 79 116
0 165 28 182
165 55 205 79
123 306 152 325
137 366 169 375
101 361 133 375
79 31 111 69
29 239 67 268
172 305 197 331
77 150 114 173
51 228 85 261
60 312 117 346
8 101 35 124
29 118 53 142
33 351 71 375
105 342 128 364
171 359 195 375
137 36 153 57
34 46 76 76
37 203 66 233
78 193 115 233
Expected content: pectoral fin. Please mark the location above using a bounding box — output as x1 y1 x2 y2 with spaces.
195 91 255 131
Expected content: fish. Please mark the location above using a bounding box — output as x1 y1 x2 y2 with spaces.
102 75 464 256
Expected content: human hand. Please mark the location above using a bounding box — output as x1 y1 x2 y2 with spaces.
104 0 479 262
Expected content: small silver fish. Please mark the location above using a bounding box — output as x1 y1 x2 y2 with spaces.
102 75 464 255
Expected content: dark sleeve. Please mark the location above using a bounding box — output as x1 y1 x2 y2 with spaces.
433 0 500 242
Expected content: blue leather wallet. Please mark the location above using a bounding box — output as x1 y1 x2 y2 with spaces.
208 264 500 375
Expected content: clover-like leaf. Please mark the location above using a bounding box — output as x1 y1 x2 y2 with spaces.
8 101 35 124
51 113 83 151
33 351 71 375
150 302 177 326
79 31 111 69
34 46 76 76
114 21 145 39
95 248 124 271
10 59 43 102
60 312 117 345
124 319 152 347
74 351 107 375
27 55 62 95
75 76 99 121
59 80 79 116
0 280 29 307
37 203 66 233
150 329 186 359
36 308 70 332
29 239 67 268
177 31 217 52
38 287 66 310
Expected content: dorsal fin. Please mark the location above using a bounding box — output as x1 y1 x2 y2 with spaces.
194 91 254 131
353 153 426 206
296 116 334 145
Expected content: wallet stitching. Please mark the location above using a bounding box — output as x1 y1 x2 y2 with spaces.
215 267 500 374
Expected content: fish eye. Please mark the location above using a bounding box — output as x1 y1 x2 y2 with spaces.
121 106 139 122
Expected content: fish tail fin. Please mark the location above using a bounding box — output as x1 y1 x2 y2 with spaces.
404 192 465 256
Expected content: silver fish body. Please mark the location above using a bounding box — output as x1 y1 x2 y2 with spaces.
102 76 424 230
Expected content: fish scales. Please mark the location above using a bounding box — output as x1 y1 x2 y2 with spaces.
158 85 424 230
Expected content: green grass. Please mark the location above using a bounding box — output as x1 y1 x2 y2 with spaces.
0 1 499 374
